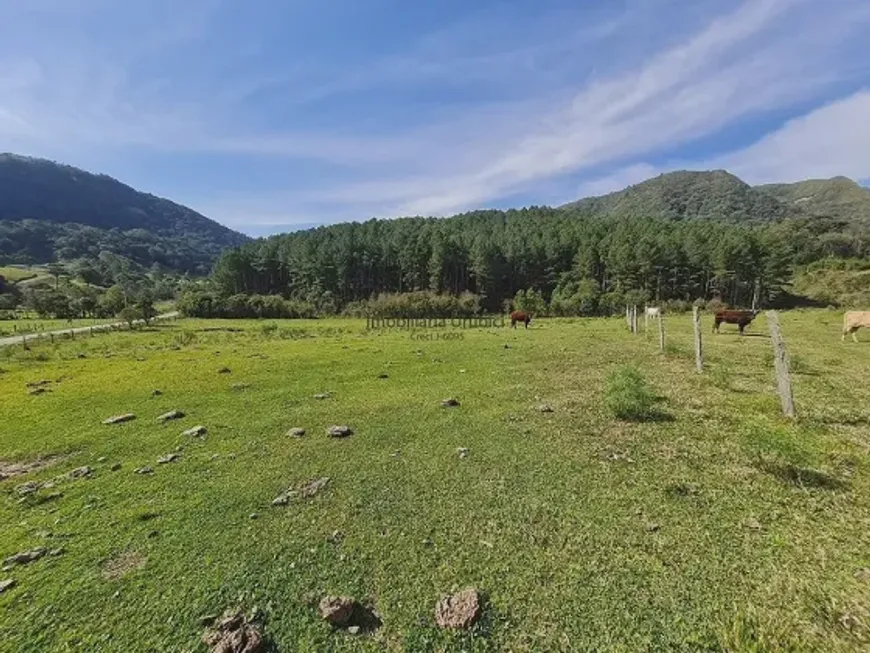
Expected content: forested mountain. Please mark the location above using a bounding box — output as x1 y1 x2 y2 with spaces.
563 170 788 222
195 170 870 317
757 176 870 226
0 154 249 273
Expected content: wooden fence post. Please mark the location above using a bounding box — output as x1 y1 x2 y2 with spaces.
632 305 638 334
22 334 28 351
693 306 703 372
658 314 665 353
766 310 796 419
626 306 631 331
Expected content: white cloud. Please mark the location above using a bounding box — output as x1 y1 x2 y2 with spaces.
1 0 869 230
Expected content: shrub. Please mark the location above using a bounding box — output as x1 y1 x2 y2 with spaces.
604 366 658 421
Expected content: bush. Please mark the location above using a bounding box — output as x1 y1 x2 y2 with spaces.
177 290 317 319
605 366 658 421
342 291 483 319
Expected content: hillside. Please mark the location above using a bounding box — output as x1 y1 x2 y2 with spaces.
562 170 789 222
757 176 870 226
0 154 249 273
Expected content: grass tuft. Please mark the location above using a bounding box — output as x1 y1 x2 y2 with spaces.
604 365 662 421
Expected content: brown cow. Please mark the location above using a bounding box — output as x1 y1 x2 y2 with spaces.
510 311 531 329
843 311 870 342
713 309 759 334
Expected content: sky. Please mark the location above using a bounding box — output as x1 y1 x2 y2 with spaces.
1 0 870 237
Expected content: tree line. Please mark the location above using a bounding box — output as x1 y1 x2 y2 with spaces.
195 207 852 317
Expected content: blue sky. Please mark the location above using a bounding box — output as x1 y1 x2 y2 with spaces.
2 0 870 236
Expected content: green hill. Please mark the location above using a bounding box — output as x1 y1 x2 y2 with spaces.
562 170 788 222
756 176 870 226
0 154 249 274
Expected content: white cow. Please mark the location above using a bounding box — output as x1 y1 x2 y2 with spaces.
645 307 661 318
843 311 870 342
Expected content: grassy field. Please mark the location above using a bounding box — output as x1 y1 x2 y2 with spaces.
0 265 47 283
1 311 869 651
0 318 125 338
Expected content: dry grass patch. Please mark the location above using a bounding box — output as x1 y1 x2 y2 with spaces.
101 551 147 580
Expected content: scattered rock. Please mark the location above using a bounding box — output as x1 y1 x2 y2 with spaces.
434 588 482 630
286 428 306 438
97 456 107 463
327 530 343 544
249 513 259 520
273 477 331 505
327 425 353 438
151 389 163 397
63 466 92 480
459 369 467 373
4 547 47 568
49 548 64 557
0 579 16 594
377 373 389 379
231 383 251 391
15 481 41 497
217 367 232 374
110 463 122 472
133 466 154 475
103 414 136 425
183 425 208 438
201 609 265 653
347 625 360 635
157 453 181 465
319 596 355 627
457 447 469 459
441 398 460 408
26 379 51 389
744 518 763 531
157 410 185 423
77 353 87 359
536 404 554 413
313 393 331 400
646 522 660 533
504 344 511 349
28 386 50 396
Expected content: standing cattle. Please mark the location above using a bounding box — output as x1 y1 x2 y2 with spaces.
843 311 870 342
510 311 532 329
645 306 661 318
713 309 759 334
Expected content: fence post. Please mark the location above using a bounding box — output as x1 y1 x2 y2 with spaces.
766 311 796 419
658 314 665 353
631 305 638 334
22 334 28 351
693 306 703 373
626 306 631 331
50 333 54 345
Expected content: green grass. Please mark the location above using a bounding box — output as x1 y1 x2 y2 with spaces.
0 265 45 283
2 311 870 651
0 317 130 338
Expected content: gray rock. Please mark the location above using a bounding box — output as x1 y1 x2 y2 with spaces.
110 463 122 472
103 414 136 425
151 389 163 397
377 373 389 379
441 398 460 408
536 404 554 413
96 456 107 463
157 410 185 423
434 588 481 630
273 477 331 506
313 392 331 400
347 626 361 635
28 387 50 396
231 383 251 391
286 427 306 438
249 513 259 520
327 425 353 438
133 466 154 475
157 453 181 464
15 481 41 496
63 466 92 480
457 447 469 459
319 596 355 626
0 579 16 594
4 547 48 567
182 425 208 438
217 367 232 374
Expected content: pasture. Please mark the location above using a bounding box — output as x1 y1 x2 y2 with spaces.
1 311 870 651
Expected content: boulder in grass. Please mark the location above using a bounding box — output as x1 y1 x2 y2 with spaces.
319 596 355 627
157 410 185 423
441 398 460 408
217 367 232 375
286 428 306 438
103 414 136 425
327 425 353 438
434 588 482 630
201 609 265 653
313 393 331 400
4 548 48 568
536 404 554 413
157 453 181 465
0 579 15 594
183 425 208 438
